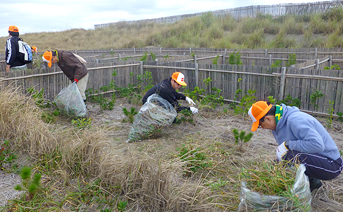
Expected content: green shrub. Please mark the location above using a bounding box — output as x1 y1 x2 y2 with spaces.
232 128 254 151
175 109 194 124
277 94 301 108
271 32 296 48
177 144 212 174
0 139 17 170
71 118 92 130
14 167 42 199
208 25 224 39
234 89 256 115
322 6 343 21
122 107 138 123
310 90 324 109
244 29 265 48
227 50 242 65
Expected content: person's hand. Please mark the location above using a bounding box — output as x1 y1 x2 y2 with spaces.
276 141 289 161
186 97 196 105
190 107 198 114
6 65 10 72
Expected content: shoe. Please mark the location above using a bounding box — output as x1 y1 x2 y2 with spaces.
309 178 322 192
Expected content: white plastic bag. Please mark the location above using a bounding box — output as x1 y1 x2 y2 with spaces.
54 82 87 118
238 164 312 211
126 94 177 143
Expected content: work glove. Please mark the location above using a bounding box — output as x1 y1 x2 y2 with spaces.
276 141 289 161
74 79 79 84
190 107 198 114
186 97 196 105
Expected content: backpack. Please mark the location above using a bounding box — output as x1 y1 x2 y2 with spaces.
18 40 32 63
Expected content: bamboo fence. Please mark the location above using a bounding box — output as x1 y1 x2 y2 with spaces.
94 1 343 28
1 48 343 117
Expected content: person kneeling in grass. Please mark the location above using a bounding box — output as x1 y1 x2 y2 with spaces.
248 101 343 192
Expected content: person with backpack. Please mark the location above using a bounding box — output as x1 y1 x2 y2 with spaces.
42 50 89 102
5 26 31 72
248 101 343 192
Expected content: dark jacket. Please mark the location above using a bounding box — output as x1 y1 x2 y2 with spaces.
142 78 190 112
5 36 27 67
56 50 88 82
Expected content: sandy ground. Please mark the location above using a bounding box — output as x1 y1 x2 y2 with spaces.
1 99 343 211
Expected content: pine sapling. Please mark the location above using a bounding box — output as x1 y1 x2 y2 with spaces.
232 128 254 151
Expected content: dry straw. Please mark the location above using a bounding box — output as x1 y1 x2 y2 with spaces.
0 83 224 211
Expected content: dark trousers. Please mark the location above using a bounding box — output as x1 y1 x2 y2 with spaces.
285 150 343 180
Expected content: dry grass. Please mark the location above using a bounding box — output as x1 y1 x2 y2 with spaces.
0 84 231 211
1 83 343 211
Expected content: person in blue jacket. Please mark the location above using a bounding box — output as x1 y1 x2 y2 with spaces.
248 101 343 192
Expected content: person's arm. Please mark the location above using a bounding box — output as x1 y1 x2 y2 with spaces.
176 106 190 113
288 117 325 153
159 89 179 108
175 92 186 100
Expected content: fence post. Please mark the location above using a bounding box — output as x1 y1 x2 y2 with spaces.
316 59 319 70
265 49 268 56
140 61 144 75
269 55 272 66
195 62 199 87
190 47 192 54
315 48 317 59
134 48 136 54
279 67 286 101
119 54 121 60
222 49 227 65
194 55 197 64
160 47 162 54
329 55 332 69
96 59 99 64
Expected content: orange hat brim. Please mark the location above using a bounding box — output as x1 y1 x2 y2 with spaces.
177 81 187 86
251 121 259 132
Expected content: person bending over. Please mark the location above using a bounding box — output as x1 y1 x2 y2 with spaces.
248 101 343 192
142 72 198 114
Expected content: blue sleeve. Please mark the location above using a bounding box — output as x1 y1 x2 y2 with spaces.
288 117 325 153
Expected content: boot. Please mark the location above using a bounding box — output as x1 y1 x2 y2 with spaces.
309 178 322 192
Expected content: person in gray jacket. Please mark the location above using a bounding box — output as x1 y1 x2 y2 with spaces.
248 101 343 192
42 50 89 101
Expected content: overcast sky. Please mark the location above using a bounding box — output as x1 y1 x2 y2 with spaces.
1 0 326 38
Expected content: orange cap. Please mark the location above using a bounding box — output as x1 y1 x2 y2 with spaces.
8 25 19 32
172 72 187 86
31 46 38 53
42 51 53 67
248 101 272 131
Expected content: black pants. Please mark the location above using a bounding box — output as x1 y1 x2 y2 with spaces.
285 150 343 180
